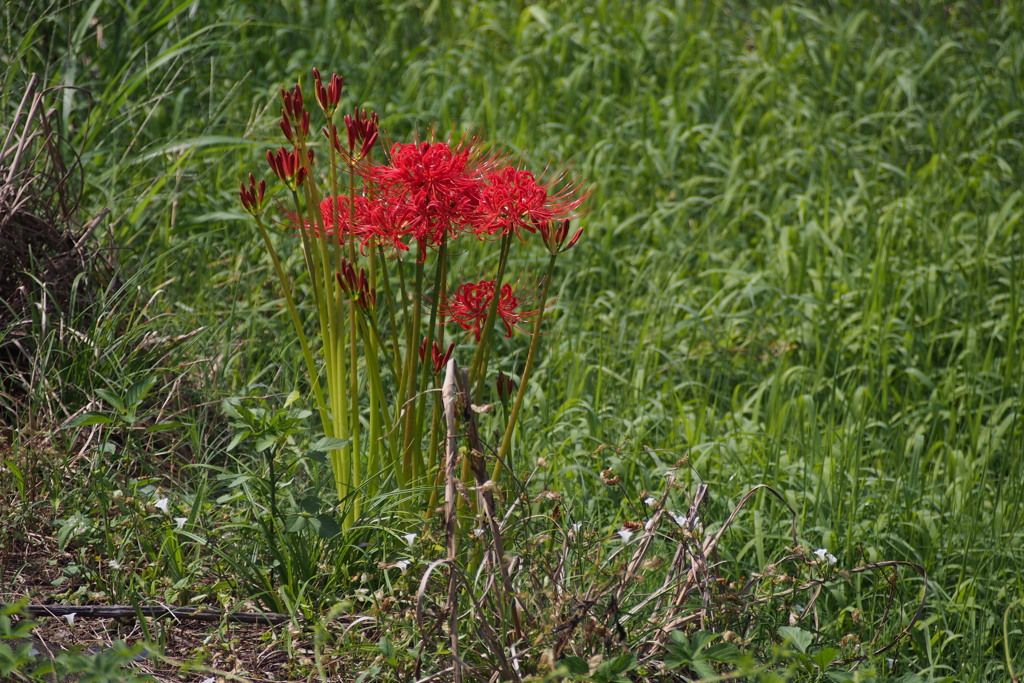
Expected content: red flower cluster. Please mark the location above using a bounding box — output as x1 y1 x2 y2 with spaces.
246 69 589 345
315 137 588 256
441 280 536 342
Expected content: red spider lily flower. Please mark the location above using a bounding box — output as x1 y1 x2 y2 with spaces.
317 195 360 242
441 280 537 342
418 337 455 374
239 173 266 216
317 193 417 256
312 68 343 117
367 137 504 246
344 108 379 159
356 194 417 255
267 147 312 190
470 165 589 241
538 218 585 255
470 167 547 240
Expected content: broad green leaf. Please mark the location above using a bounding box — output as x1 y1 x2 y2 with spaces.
95 388 124 413
812 647 840 668
691 659 717 679
311 437 351 451
558 655 590 676
125 375 157 408
315 513 341 539
594 652 637 678
778 626 814 654
66 412 114 427
144 421 185 432
254 434 276 452
704 641 741 663
689 630 718 653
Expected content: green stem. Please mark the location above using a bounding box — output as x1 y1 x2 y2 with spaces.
401 246 426 483
356 312 391 492
492 253 558 481
252 216 330 432
470 233 514 401
378 250 403 374
414 240 448 479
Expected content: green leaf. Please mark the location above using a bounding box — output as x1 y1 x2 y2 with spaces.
778 626 814 654
663 648 689 671
812 647 840 668
315 513 341 539
302 449 328 464
378 636 395 660
691 659 717 679
220 399 242 419
311 437 351 451
689 630 718 653
144 421 185 432
558 655 590 676
668 630 690 648
95 388 124 413
254 434 276 452
594 652 637 680
225 430 248 452
704 641 741 663
125 376 157 408
287 514 309 533
65 412 114 427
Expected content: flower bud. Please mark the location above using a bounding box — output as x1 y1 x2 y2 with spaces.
239 173 267 216
313 68 343 116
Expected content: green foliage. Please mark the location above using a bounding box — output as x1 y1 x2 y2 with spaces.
663 630 744 678
0 604 153 682
3 0 1024 679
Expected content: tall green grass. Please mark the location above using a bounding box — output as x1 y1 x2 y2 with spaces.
4 0 1024 679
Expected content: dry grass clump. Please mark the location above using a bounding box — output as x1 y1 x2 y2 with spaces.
0 74 110 394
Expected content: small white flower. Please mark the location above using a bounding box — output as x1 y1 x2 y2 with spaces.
571 522 582 532
472 528 485 538
617 528 634 543
174 517 187 530
154 497 170 514
814 548 837 564
668 511 687 527
403 532 417 547
63 612 77 627
394 560 410 572
108 560 121 570
644 496 657 507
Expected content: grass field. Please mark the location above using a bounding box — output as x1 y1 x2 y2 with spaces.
2 0 1023 680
